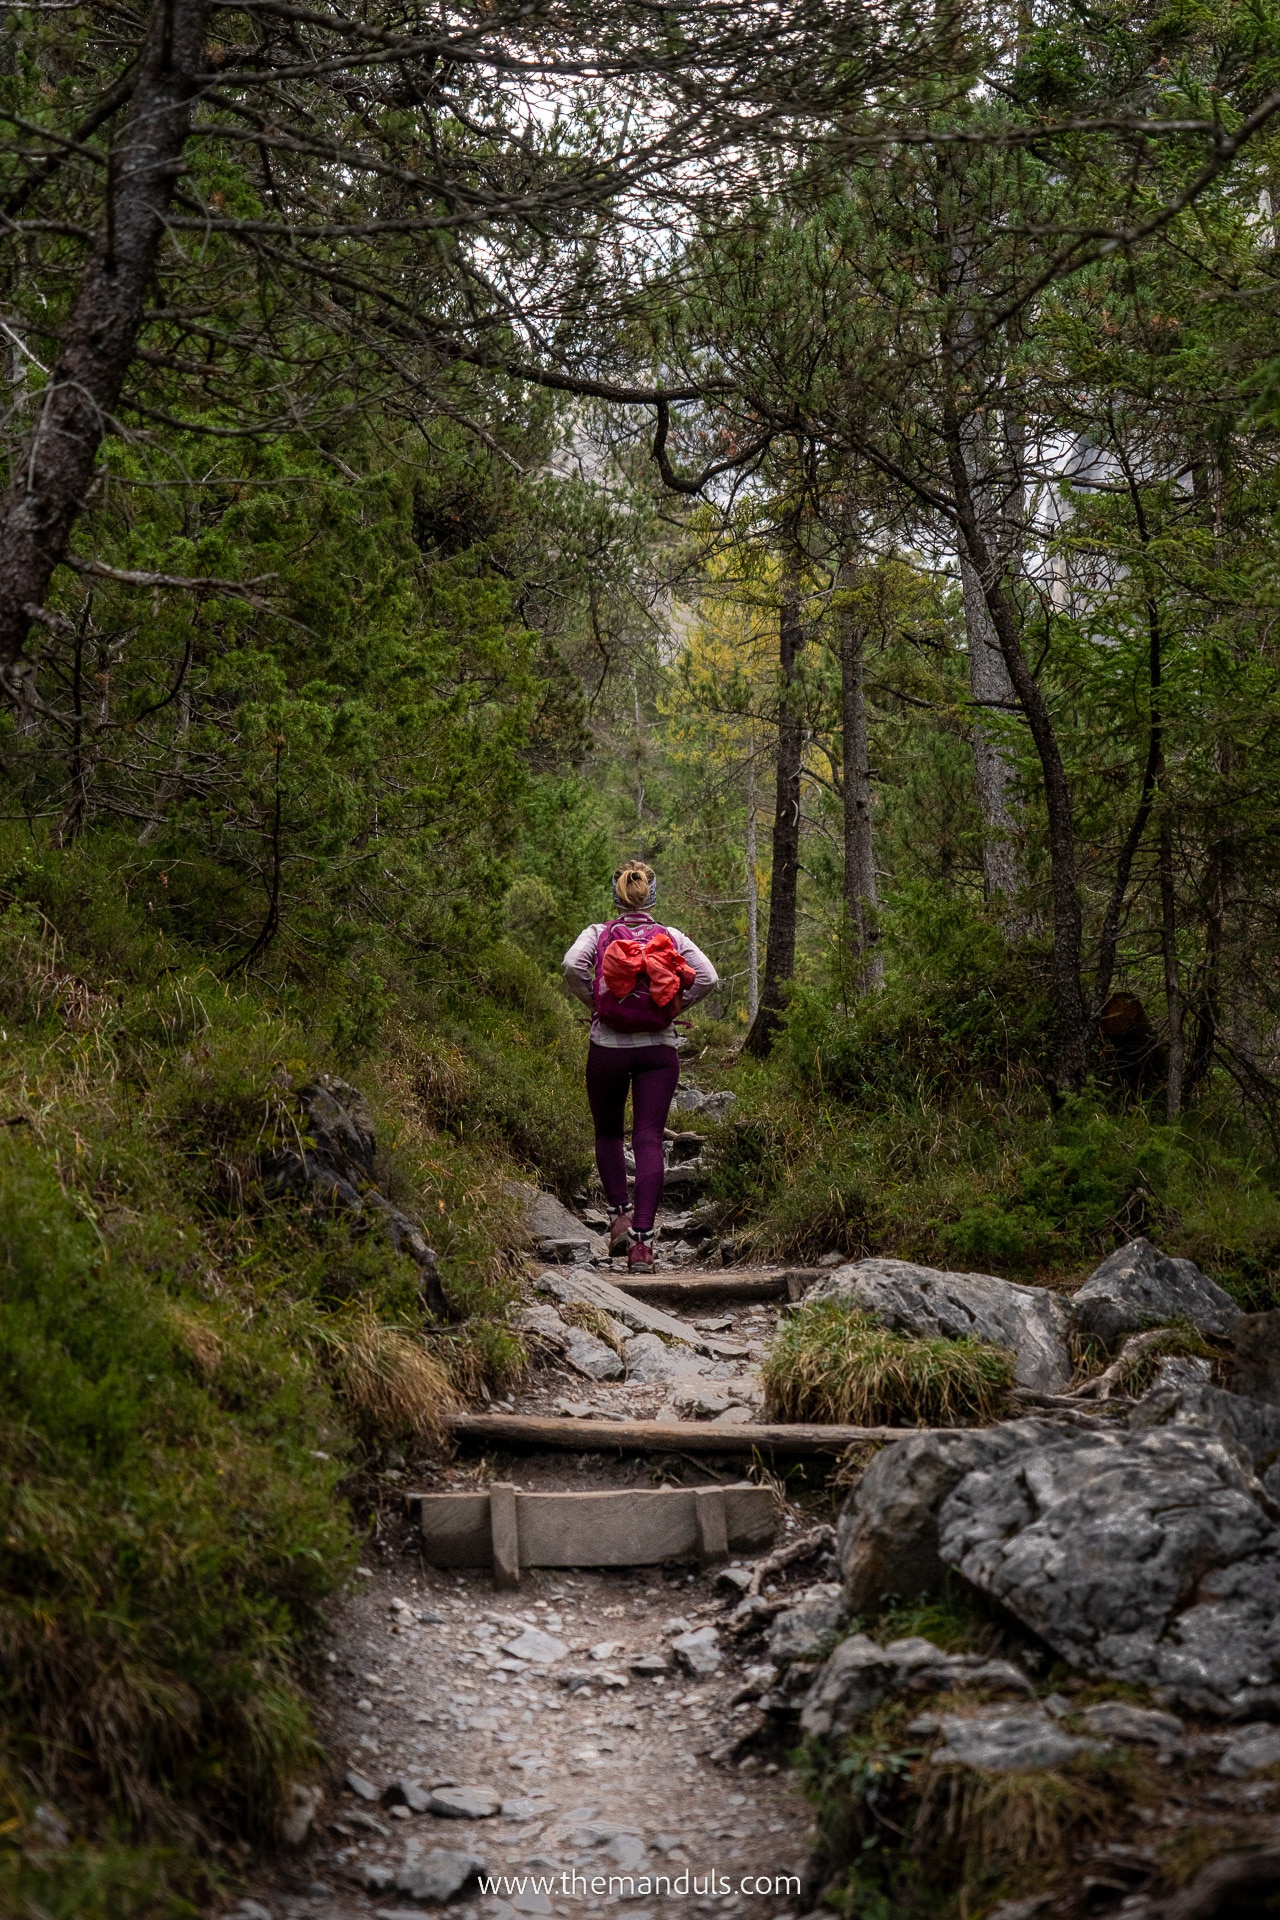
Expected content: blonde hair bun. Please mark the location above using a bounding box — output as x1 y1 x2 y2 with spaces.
614 862 656 909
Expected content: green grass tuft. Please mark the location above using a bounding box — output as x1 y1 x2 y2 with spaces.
762 1300 1015 1427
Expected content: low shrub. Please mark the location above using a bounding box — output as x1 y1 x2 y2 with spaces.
762 1301 1015 1427
804 1694 1144 1920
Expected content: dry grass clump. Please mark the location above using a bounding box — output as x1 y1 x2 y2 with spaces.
162 1303 225 1376
912 1764 1110 1883
763 1300 1014 1427
559 1299 629 1355
316 1313 460 1445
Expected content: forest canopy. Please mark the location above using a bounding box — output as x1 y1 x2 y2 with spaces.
2 0 1279 1097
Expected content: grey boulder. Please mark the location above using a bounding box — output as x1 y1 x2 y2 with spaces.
562 1326 625 1382
1217 1724 1280 1777
513 1303 624 1381
672 1087 736 1121
1071 1238 1238 1348
1129 1378 1280 1498
671 1625 722 1676
428 1785 501 1819
800 1633 1032 1744
808 1256 1072 1392
937 1423 1280 1716
624 1332 703 1383
930 1706 1103 1771
767 1584 848 1663
1078 1701 1183 1746
510 1183 605 1264
836 1418 1078 1609
396 1848 486 1901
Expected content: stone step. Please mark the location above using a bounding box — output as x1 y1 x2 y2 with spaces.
533 1266 741 1354
446 1411 939 1458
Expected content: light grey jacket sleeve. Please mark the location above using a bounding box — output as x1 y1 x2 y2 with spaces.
561 923 603 1008
671 928 718 1009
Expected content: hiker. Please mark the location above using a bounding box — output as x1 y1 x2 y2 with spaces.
562 862 718 1271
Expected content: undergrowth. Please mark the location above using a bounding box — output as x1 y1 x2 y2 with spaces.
803 1690 1149 1920
706 1036 1280 1305
0 830 593 1911
763 1301 1015 1427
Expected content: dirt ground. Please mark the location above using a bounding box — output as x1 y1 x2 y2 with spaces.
238 1264 826 1920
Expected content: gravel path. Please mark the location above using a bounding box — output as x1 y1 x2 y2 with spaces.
238 1210 825 1920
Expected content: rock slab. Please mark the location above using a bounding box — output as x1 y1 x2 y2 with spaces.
800 1634 1032 1744
428 1785 501 1819
1071 1237 1239 1347
808 1256 1073 1392
936 1423 1280 1717
930 1706 1103 1771
501 1628 568 1665
1078 1702 1183 1745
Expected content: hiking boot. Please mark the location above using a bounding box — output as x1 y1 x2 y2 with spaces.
608 1211 633 1258
628 1237 655 1272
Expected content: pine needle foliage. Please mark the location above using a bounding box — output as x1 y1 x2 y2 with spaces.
763 1300 1015 1427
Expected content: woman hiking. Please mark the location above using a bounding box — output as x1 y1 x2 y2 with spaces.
562 862 718 1271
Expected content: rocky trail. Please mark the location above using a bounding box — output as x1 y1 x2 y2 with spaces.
236 1086 1280 1920
235 1112 834 1920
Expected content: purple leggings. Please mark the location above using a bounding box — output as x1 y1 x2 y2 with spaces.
585 1042 680 1232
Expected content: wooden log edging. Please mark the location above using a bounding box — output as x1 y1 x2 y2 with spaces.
614 1271 788 1306
446 1412 947 1458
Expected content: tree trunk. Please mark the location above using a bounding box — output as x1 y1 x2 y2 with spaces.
951 266 1028 927
945 410 1087 1092
961 555 1026 913
838 561 882 990
743 581 805 1056
1186 789 1230 1098
745 743 760 1021
1160 809 1183 1120
0 0 212 697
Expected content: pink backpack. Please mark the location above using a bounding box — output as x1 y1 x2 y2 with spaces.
592 915 682 1033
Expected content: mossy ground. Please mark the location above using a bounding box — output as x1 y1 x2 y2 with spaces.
0 833 594 1912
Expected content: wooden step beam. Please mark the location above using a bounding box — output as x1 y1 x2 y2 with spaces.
615 1272 787 1306
414 1481 777 1577
447 1412 935 1458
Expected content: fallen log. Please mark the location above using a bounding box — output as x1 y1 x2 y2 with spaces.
446 1412 942 1458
